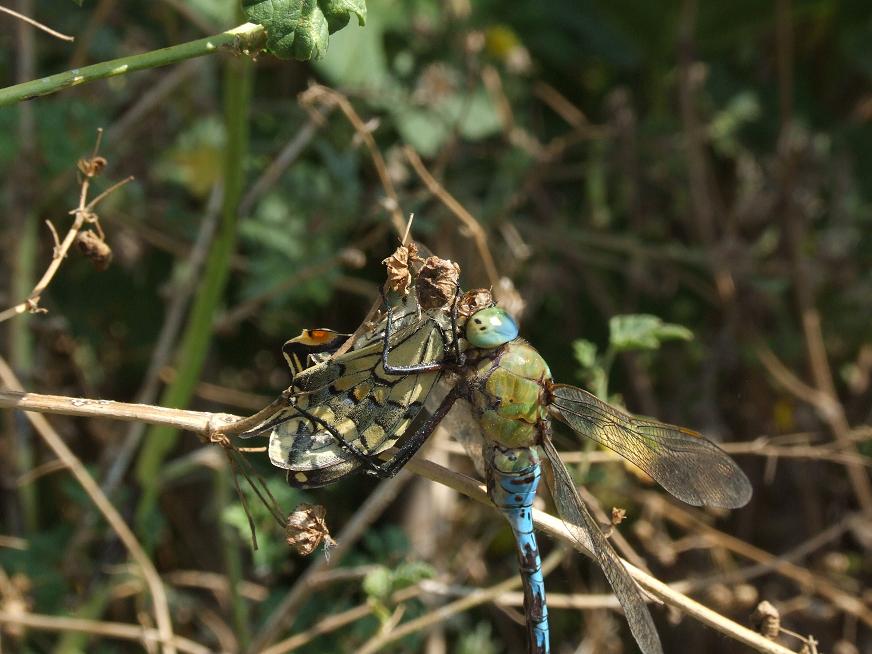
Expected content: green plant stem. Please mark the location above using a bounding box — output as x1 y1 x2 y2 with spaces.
0 23 264 107
134 47 253 534
216 463 250 648
10 208 38 533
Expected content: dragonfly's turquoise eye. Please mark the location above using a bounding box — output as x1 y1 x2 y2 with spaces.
466 307 519 348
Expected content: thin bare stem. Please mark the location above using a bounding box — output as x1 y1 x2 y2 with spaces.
0 611 206 654
403 146 501 287
0 388 239 433
83 175 134 210
643 493 872 628
0 359 178 654
0 4 74 41
356 548 566 654
246 471 416 653
0 137 129 325
300 84 406 237
0 388 802 654
404 457 800 654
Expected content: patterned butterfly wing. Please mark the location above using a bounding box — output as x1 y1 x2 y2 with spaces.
245 311 451 488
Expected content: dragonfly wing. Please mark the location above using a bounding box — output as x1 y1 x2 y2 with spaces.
249 315 449 487
542 438 663 654
548 384 752 509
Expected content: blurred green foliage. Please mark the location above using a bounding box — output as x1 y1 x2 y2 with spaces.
2 0 872 652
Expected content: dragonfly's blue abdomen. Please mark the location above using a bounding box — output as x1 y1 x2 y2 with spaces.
488 445 550 654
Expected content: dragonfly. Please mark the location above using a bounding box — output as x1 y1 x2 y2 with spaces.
243 283 752 654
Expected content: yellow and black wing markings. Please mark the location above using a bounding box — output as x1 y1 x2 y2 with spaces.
245 312 451 488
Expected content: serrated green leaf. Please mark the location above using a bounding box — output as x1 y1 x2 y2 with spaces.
320 0 366 32
291 1 330 60
315 1 387 88
609 314 693 352
572 339 598 369
243 0 302 55
243 0 366 61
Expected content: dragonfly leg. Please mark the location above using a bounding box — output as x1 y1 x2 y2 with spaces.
448 282 466 366
376 383 464 477
381 305 456 375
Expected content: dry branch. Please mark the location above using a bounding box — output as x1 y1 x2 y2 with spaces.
0 360 177 654
0 4 74 41
0 386 801 654
0 131 131 325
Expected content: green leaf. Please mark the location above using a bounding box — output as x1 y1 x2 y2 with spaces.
392 561 435 588
362 566 392 601
242 0 366 61
320 0 367 32
572 339 598 369
315 0 387 87
609 314 693 352
393 87 502 156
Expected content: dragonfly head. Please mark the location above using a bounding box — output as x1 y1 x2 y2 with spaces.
466 307 519 348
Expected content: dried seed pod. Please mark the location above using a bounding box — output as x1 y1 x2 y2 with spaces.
610 507 627 526
416 255 460 309
458 288 494 318
286 503 335 556
751 600 780 640
76 230 113 271
382 242 421 295
77 156 108 177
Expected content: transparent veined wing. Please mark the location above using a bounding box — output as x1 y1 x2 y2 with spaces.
241 307 454 488
541 438 663 654
547 384 752 509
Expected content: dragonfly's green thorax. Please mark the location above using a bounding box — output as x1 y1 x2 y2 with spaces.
465 307 553 449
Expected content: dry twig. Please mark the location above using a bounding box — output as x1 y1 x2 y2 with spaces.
403 146 501 287
0 4 74 41
0 359 178 654
0 611 205 654
0 389 801 654
0 131 132 324
300 84 406 237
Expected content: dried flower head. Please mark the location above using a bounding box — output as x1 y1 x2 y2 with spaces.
751 600 780 640
458 288 494 318
77 156 108 178
611 507 627 526
416 256 460 309
286 503 335 556
382 242 422 295
76 230 113 271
